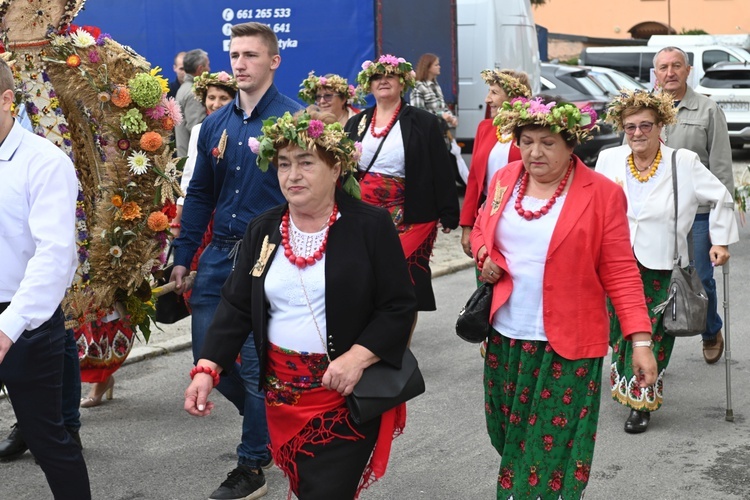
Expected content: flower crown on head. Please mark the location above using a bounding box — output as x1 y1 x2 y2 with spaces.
298 71 358 105
192 71 238 104
356 54 416 96
248 111 362 198
480 69 532 99
604 89 677 132
494 97 599 142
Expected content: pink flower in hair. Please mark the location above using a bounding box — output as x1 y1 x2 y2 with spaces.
379 54 400 66
361 60 372 70
248 137 260 154
216 71 231 82
319 76 328 86
528 98 556 115
352 141 363 162
579 105 598 129
348 84 356 97
307 120 324 138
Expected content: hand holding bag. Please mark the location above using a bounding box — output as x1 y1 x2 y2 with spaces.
456 283 493 343
296 267 425 425
346 348 426 425
154 246 191 324
652 150 708 336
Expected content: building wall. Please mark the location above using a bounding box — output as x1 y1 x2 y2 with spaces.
533 0 750 39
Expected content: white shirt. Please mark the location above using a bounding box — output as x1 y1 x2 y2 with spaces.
177 122 202 206
359 121 406 178
484 140 513 196
596 144 739 269
265 220 330 354
0 120 78 342
492 182 567 341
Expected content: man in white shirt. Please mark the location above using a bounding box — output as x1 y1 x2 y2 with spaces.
0 58 90 498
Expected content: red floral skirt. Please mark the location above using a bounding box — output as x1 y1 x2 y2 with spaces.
359 172 438 310
265 343 404 499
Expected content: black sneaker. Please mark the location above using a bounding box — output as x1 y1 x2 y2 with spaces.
208 465 268 500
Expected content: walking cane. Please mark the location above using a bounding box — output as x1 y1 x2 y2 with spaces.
722 262 734 422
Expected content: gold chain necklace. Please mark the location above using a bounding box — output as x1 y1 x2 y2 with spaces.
628 149 662 183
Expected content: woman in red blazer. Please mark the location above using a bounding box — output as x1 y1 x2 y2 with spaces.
459 69 531 257
469 95 657 500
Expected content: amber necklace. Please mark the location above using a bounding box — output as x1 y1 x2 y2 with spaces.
495 127 512 143
628 149 662 183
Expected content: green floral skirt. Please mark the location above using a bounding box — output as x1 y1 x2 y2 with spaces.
608 265 674 412
485 329 602 500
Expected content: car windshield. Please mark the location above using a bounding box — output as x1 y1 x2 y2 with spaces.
605 71 646 91
562 71 608 96
700 69 750 89
590 73 618 94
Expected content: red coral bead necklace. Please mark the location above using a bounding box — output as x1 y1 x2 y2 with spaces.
370 102 402 138
281 204 338 268
514 160 574 220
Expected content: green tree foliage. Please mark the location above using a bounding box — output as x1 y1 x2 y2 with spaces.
680 28 709 35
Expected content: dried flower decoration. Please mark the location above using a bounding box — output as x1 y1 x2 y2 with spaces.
356 54 416 96
298 71 359 104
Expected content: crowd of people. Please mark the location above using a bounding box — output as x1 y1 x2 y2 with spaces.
0 15 741 500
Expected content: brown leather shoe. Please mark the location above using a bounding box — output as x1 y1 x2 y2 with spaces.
703 331 724 364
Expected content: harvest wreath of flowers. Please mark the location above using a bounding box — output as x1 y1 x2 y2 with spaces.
2 19 184 341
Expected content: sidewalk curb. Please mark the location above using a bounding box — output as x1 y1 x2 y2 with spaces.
121 259 476 366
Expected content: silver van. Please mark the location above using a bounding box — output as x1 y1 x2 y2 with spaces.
579 44 750 88
455 0 540 151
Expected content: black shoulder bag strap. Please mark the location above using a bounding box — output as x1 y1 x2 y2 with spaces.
357 103 406 180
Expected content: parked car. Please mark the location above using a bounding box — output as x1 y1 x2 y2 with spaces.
586 66 647 95
695 61 750 148
540 63 623 166
579 44 750 88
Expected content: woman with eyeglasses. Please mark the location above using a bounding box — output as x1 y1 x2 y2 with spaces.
345 55 459 334
298 72 360 126
595 90 738 434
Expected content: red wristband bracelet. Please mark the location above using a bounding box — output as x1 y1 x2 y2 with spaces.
170 222 181 228
190 365 220 387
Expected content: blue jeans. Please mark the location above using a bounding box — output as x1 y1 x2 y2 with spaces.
189 238 269 468
692 214 722 340
62 328 81 432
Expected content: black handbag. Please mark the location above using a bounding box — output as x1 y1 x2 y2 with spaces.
653 150 708 337
456 283 493 343
154 247 190 324
346 348 425 425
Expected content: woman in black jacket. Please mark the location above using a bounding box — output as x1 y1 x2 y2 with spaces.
184 109 417 499
345 54 459 315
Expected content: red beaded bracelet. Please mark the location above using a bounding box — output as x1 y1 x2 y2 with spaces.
190 365 220 387
169 222 181 228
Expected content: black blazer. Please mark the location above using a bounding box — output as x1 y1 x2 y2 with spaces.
200 191 418 388
345 102 460 229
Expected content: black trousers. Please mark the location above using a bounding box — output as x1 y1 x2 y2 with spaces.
294 413 381 500
0 305 91 500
